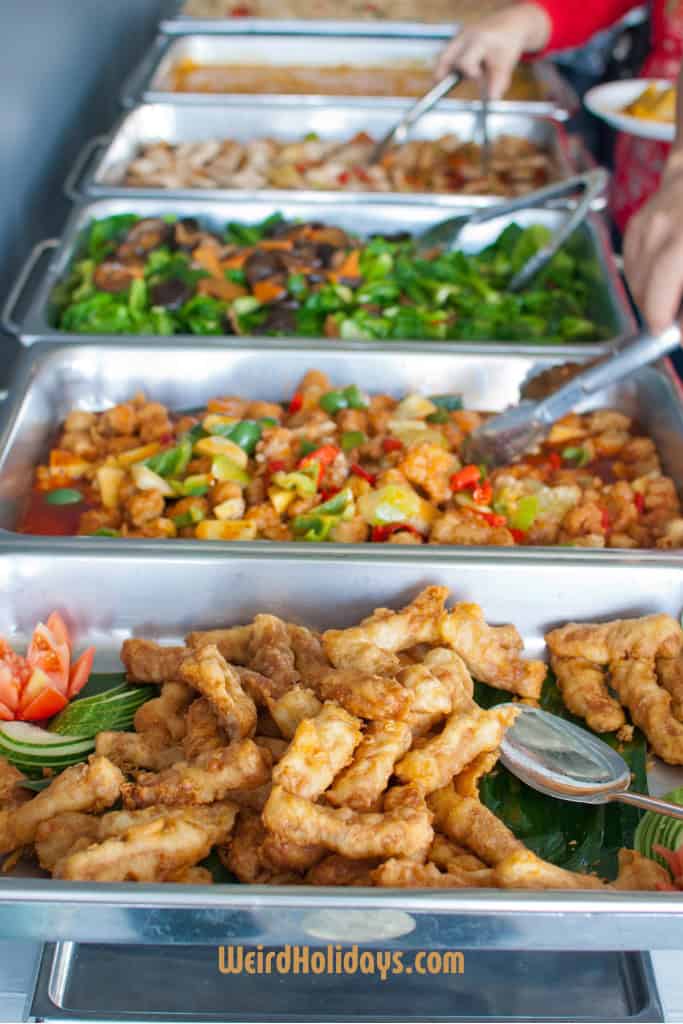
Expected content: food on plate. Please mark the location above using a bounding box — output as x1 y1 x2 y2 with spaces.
622 83 676 123
123 132 558 197
52 212 607 343
0 588 678 889
21 371 683 550
181 0 524 27
167 59 543 101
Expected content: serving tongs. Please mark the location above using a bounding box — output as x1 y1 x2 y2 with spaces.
418 167 608 292
462 316 682 468
369 70 463 164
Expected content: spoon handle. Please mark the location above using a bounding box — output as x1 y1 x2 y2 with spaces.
608 790 683 820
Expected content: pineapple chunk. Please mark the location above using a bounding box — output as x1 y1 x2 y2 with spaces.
268 486 296 515
116 443 161 468
96 466 125 509
130 464 174 497
214 497 246 521
202 413 238 433
194 436 248 466
195 519 258 541
395 394 438 420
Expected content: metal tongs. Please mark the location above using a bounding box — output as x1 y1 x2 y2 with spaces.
462 317 682 468
418 167 608 291
369 70 463 164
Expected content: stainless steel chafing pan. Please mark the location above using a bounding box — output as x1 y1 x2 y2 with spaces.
0 542 680 946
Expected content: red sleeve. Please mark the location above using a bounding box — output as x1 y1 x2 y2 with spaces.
530 0 644 53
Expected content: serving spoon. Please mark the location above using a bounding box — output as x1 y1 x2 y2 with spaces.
499 703 683 819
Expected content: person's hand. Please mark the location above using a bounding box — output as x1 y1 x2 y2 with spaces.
624 149 683 331
435 3 552 99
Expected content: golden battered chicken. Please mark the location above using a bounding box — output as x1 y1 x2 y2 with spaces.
493 848 606 890
0 756 123 855
247 614 300 696
260 830 325 873
120 639 186 683
396 664 453 716
322 587 448 675
181 644 257 740
429 834 488 873
441 604 545 699
95 730 183 772
54 803 237 882
428 787 523 866
453 750 500 799
35 812 100 872
395 706 517 794
306 853 379 886
273 701 362 799
268 686 323 739
122 739 271 808
224 782 272 812
372 858 494 888
610 658 683 764
312 668 413 721
134 681 194 742
186 624 252 664
287 624 329 682
612 848 673 890
183 697 229 760
97 801 237 841
326 720 412 811
219 810 299 884
545 614 683 664
657 653 683 721
263 784 434 861
549 655 625 733
0 758 30 809
170 866 214 885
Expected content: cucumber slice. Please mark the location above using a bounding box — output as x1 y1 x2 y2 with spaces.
49 685 154 737
635 786 683 867
0 722 91 749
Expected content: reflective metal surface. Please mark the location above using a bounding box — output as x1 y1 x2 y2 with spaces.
0 544 680 945
11 196 634 350
32 942 664 1021
2 344 680 549
72 102 578 206
121 33 578 118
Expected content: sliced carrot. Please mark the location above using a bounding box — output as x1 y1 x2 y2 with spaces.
222 252 249 270
192 240 225 279
252 279 287 304
334 249 361 279
49 450 86 470
198 277 247 302
259 240 294 252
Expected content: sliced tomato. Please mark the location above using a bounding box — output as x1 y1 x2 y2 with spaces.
67 647 95 698
26 623 70 693
0 664 20 712
19 686 68 722
0 701 14 722
19 666 54 712
46 611 72 654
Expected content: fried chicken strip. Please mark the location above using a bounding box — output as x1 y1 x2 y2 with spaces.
0 756 123 855
428 786 523 866
97 801 238 840
395 706 517 794
322 587 448 675
273 701 362 799
181 644 257 740
54 803 237 882
0 757 30 809
313 668 413 721
268 686 323 740
429 834 488 873
183 697 229 760
247 614 300 696
372 858 494 888
186 625 252 665
612 848 673 890
492 848 606 890
219 810 299 884
441 604 545 699
122 740 271 808
95 731 183 772
657 653 683 721
35 812 100 872
263 784 433 861
120 639 186 683
452 750 500 799
545 614 682 664
549 655 625 733
610 658 683 764
326 720 412 811
134 681 194 742
306 854 379 886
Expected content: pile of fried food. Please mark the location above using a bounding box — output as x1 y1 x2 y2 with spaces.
123 133 556 197
181 0 517 27
623 83 676 124
25 369 683 550
1 587 679 889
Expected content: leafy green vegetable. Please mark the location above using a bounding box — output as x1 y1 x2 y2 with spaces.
475 672 647 879
225 212 284 246
46 488 83 506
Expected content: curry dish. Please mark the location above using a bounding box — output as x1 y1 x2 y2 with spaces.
182 0 519 26
20 369 683 549
3 587 681 887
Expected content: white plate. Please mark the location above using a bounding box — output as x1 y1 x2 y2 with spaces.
584 78 675 142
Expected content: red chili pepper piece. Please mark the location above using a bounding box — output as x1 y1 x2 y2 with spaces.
319 489 340 504
230 5 252 14
354 166 371 183
600 508 611 532
634 492 646 514
371 523 421 542
510 528 526 543
299 445 341 487
472 480 493 505
382 437 404 454
471 509 507 528
266 459 286 476
450 464 481 492
337 171 351 185
350 463 377 485
548 451 562 471
288 392 303 415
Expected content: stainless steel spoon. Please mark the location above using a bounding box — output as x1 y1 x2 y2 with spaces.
369 71 462 164
499 703 683 819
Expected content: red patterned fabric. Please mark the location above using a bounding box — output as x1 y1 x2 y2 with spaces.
533 0 683 230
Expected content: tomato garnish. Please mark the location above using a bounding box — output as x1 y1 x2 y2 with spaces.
288 392 303 415
27 623 70 692
382 437 404 454
350 463 377 485
450 465 481 492
46 612 71 654
19 685 68 722
68 647 95 698
371 523 422 542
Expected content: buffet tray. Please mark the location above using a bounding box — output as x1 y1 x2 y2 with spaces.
3 343 681 553
0 542 682 946
120 33 578 118
4 196 634 350
68 101 577 206
32 943 664 1021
